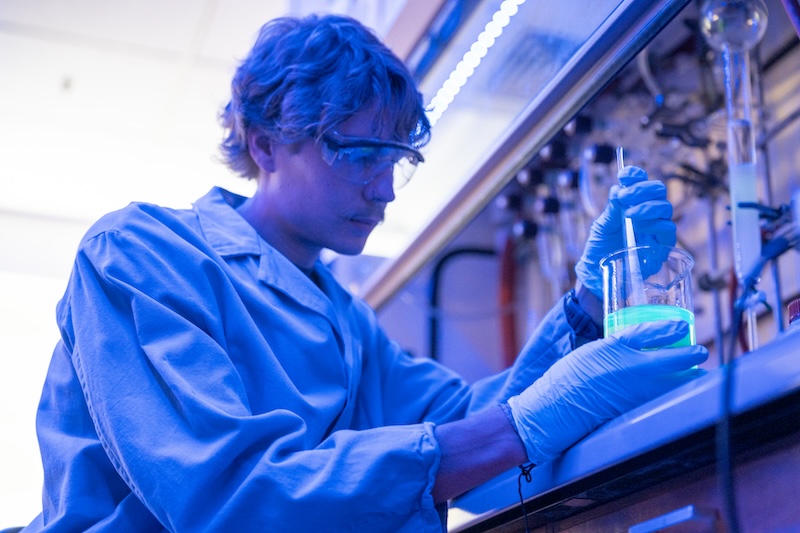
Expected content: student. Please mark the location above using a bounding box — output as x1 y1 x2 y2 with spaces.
22 14 706 532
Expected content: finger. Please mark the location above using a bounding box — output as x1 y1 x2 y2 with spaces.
624 200 673 221
634 219 676 234
614 319 690 349
645 345 710 372
642 365 708 395
617 181 668 205
656 231 678 247
636 225 678 248
617 165 648 186
607 184 622 203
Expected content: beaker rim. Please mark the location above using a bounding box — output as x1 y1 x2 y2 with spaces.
599 244 695 269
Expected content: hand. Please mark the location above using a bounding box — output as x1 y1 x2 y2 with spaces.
575 165 676 299
507 320 707 465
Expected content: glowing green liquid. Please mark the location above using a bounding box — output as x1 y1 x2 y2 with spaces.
604 304 696 348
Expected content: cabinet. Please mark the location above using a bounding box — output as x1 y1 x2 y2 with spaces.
449 332 800 533
521 435 800 532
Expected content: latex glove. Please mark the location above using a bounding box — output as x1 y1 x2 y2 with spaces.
501 300 576 398
507 320 707 466
575 165 676 299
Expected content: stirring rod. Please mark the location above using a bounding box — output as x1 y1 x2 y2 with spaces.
617 147 638 250
617 147 647 305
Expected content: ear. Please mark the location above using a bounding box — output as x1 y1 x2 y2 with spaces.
247 131 276 173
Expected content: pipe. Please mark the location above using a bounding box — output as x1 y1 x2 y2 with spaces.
499 236 519 367
428 247 496 360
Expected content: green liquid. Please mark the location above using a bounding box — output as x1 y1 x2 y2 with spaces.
604 304 696 348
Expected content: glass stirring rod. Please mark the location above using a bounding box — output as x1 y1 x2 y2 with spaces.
616 147 638 250
617 147 647 305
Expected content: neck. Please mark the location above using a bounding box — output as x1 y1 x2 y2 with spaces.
235 197 319 270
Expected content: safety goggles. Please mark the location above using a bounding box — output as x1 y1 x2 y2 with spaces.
320 131 425 189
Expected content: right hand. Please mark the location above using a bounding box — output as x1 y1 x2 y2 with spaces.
507 320 707 466
575 166 676 299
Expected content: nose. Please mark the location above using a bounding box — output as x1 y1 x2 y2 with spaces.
364 165 396 203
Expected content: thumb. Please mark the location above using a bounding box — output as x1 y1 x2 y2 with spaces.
617 165 648 187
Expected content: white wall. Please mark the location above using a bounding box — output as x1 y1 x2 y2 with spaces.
0 272 66 526
0 207 90 525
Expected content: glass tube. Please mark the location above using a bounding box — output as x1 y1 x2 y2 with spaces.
701 0 768 351
701 0 768 283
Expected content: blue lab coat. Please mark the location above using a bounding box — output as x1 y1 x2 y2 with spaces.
24 187 578 532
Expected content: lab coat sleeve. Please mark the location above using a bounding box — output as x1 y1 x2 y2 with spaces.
466 294 578 412
354 305 473 427
57 225 444 532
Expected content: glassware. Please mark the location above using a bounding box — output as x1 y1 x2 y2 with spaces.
700 0 768 351
601 245 696 348
700 0 768 283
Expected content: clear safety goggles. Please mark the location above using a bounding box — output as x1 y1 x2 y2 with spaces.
320 131 425 189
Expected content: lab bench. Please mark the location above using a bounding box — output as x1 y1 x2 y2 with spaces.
448 329 800 532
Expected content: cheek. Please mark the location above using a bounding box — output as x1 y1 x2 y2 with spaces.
314 171 362 203
291 178 346 222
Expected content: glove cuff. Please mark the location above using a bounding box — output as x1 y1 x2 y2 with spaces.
564 289 603 342
499 402 519 433
507 395 544 466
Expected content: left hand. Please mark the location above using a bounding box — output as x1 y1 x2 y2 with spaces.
575 165 676 299
507 319 707 465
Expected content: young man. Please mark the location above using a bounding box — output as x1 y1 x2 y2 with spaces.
22 14 706 532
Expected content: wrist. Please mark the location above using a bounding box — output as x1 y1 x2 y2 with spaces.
499 401 519 433
506 395 539 465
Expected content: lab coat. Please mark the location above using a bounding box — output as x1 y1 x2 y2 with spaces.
23 187 578 532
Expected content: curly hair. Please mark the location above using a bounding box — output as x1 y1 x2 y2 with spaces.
219 14 432 179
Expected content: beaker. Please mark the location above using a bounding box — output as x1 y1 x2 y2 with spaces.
600 245 696 347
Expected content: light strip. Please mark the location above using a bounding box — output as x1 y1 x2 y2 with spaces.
426 0 527 127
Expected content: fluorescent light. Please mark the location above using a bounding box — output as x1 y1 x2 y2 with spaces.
426 0 526 126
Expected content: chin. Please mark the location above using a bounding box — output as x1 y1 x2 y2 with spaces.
331 241 367 257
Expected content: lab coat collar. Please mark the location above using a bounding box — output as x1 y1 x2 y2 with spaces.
192 186 353 332
192 187 261 257
193 187 357 421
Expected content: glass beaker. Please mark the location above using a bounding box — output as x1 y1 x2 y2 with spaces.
600 245 696 347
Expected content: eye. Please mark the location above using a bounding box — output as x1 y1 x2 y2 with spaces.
343 146 381 164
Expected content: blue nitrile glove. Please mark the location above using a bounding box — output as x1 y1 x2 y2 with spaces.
575 166 677 299
507 319 707 466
